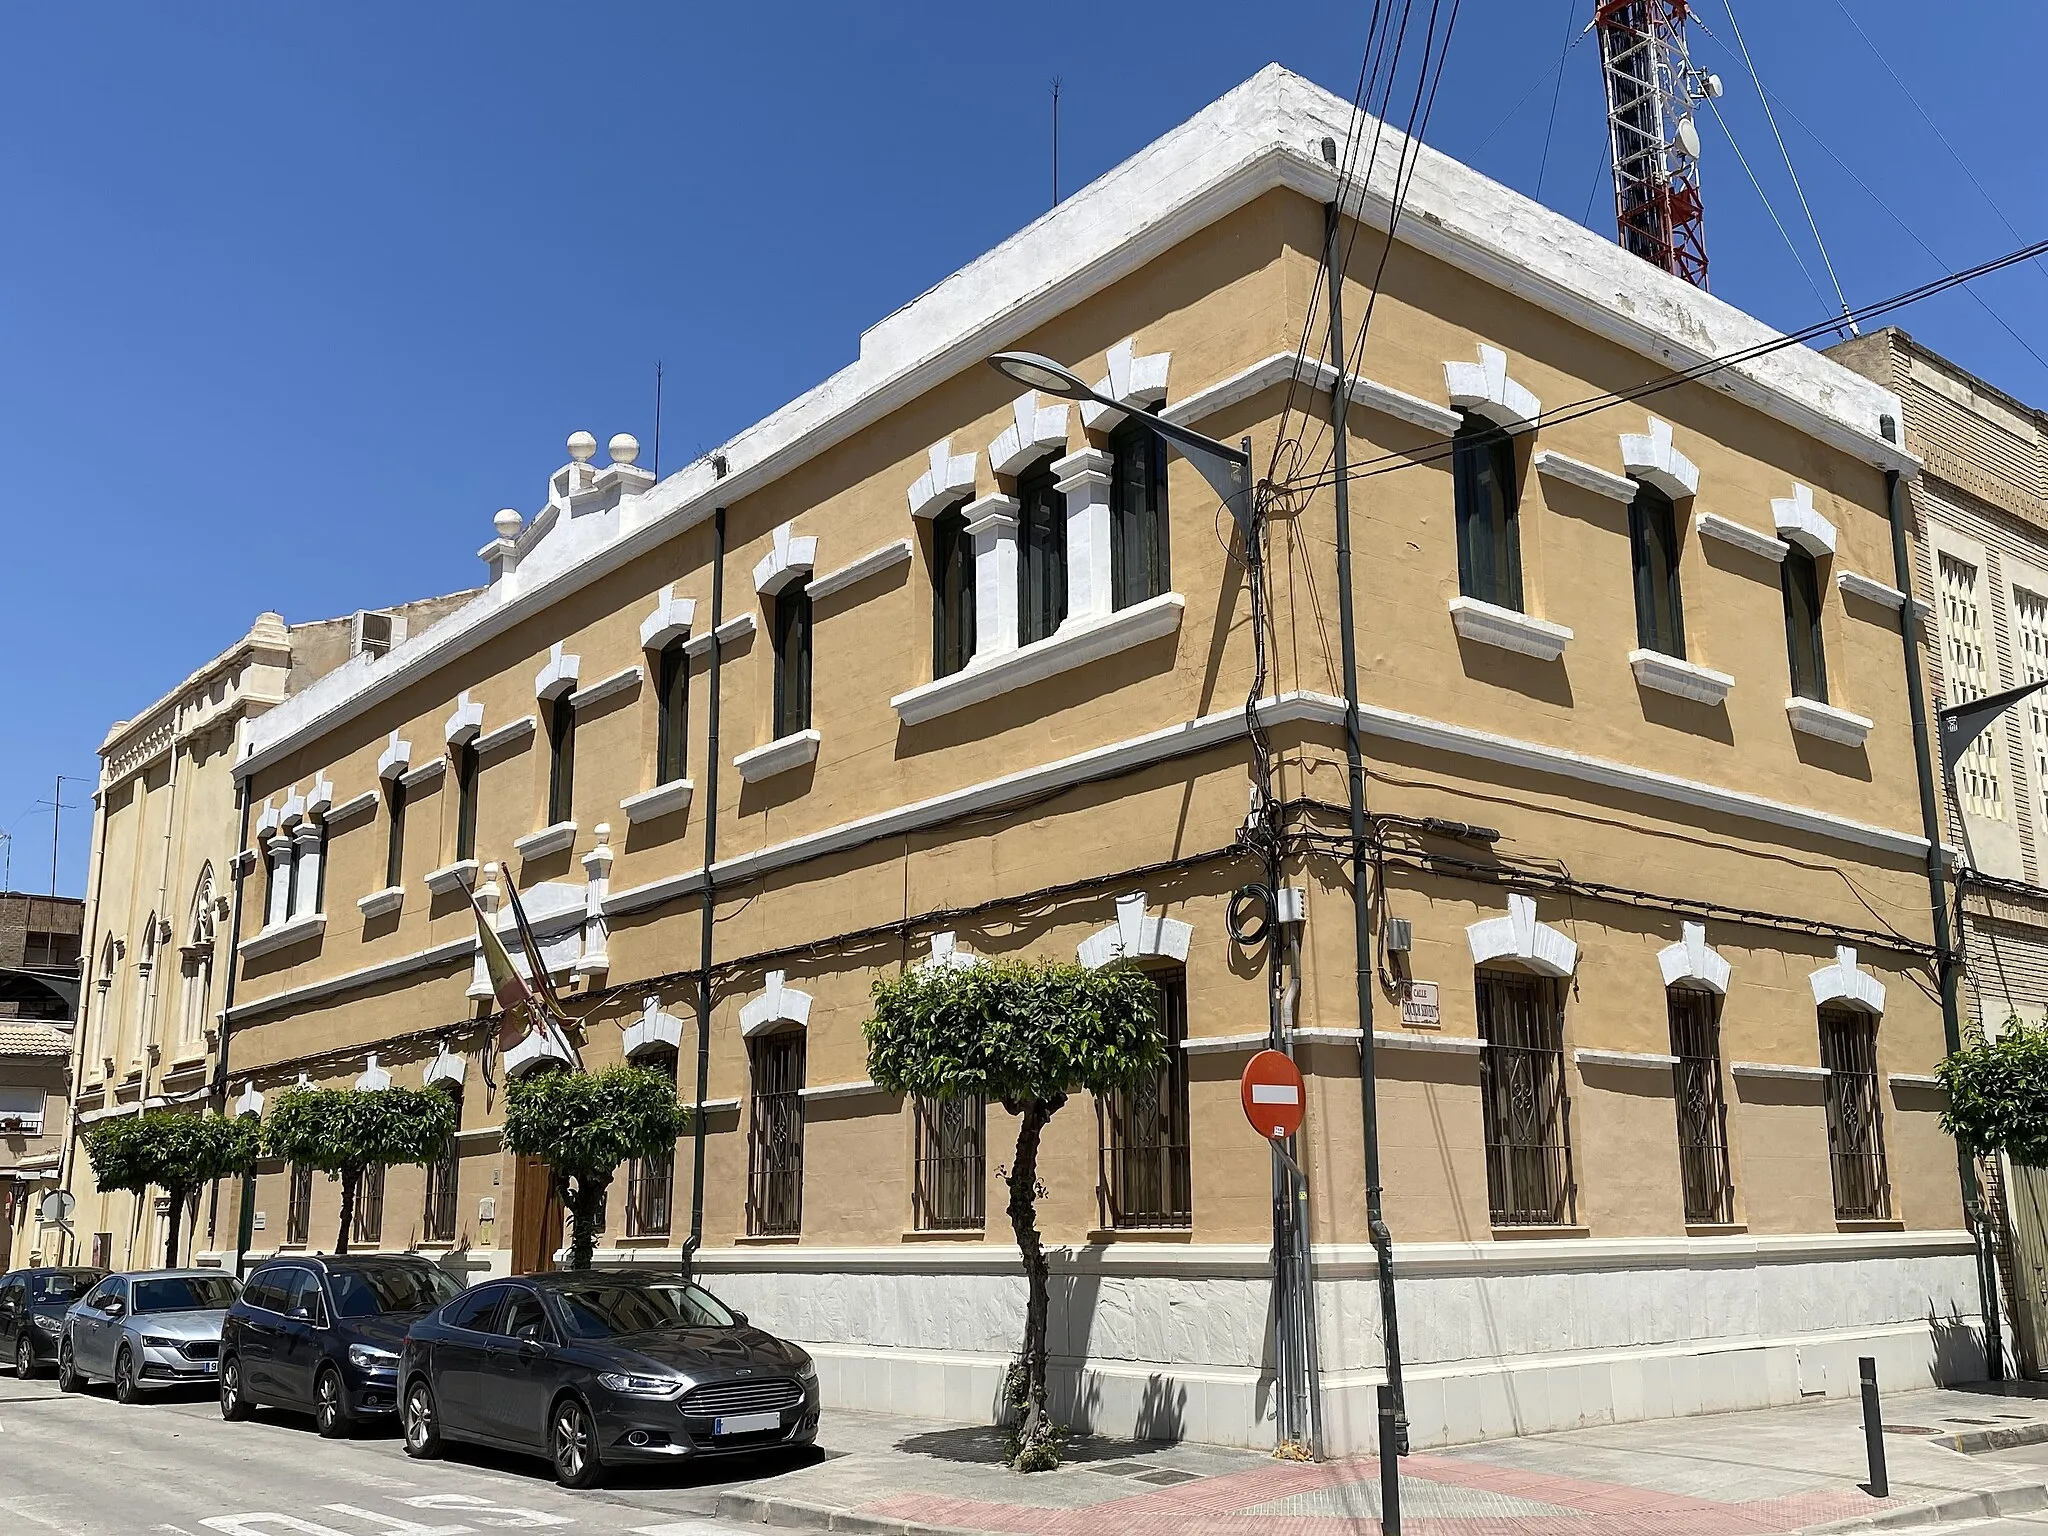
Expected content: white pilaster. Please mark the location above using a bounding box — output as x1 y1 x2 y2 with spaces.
288 822 324 921
468 863 502 1001
577 826 613 976
964 495 1020 659
264 834 294 929
1055 448 1114 623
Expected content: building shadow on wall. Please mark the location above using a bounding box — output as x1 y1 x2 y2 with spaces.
1928 1303 1990 1385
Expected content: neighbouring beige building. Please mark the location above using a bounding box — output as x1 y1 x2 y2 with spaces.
207 67 1978 1453
63 599 471 1271
0 892 83 1268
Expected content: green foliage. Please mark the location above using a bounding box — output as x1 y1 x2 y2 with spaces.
263 1085 459 1176
864 958 1164 1109
504 1065 690 1268
1940 1022 2048 1167
84 1111 259 1198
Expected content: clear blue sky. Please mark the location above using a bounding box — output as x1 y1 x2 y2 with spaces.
6 2 2044 898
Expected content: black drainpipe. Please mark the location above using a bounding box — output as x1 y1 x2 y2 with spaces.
683 504 727 1270
1325 200 1407 1439
206 778 252 1265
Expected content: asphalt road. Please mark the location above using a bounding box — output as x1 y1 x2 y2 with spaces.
0 1371 799 1536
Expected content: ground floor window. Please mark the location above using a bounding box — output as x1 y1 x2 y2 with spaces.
1667 986 1734 1224
351 1164 385 1247
625 1047 677 1238
748 1032 806 1237
1820 1007 1890 1220
285 1162 313 1247
914 1094 986 1231
423 1094 461 1244
1098 970 1192 1229
1477 969 1575 1227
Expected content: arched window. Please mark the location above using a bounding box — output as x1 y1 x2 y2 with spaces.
453 741 480 863
179 868 216 1050
1109 414 1170 610
546 693 577 826
1629 480 1686 658
92 935 118 1070
422 1085 462 1244
1452 412 1522 610
1782 545 1828 702
747 1029 805 1237
1016 461 1066 645
656 638 689 785
1097 967 1190 1230
625 1046 678 1237
1476 968 1575 1226
1820 1008 1889 1220
930 505 976 679
772 580 813 738
1666 986 1733 1223
914 1092 986 1232
384 776 408 890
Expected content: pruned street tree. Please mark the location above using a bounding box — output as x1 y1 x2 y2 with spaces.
864 957 1162 1471
1940 1020 2048 1167
262 1084 459 1254
503 1064 689 1270
82 1111 260 1267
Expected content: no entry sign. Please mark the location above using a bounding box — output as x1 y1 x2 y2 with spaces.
1240 1048 1306 1141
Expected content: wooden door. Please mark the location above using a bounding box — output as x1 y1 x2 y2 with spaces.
510 1155 562 1275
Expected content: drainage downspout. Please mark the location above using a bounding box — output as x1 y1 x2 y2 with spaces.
1886 463 2003 1380
683 505 727 1272
1325 199 1407 1439
211 778 252 1269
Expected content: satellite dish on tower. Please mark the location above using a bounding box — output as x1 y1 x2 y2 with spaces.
1675 116 1702 159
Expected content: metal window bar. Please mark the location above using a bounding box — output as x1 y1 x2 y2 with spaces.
914 1094 986 1231
1820 1007 1891 1220
624 1148 674 1237
1098 973 1192 1229
1477 970 1577 1226
352 1163 385 1247
422 1132 459 1245
747 1033 806 1237
285 1163 313 1247
1666 987 1734 1224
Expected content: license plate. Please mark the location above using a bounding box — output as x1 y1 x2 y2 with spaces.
202 1360 217 1373
712 1411 780 1436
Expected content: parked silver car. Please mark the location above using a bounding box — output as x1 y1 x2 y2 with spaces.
60 1269 239 1404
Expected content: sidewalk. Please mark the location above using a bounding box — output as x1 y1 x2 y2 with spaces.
707 1384 2048 1535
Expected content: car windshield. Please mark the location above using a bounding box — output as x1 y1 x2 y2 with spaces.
329 1266 462 1319
552 1282 738 1340
132 1276 238 1313
31 1273 99 1304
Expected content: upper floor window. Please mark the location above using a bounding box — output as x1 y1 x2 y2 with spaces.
1629 481 1686 658
931 505 976 679
656 638 689 785
1781 546 1828 702
772 580 813 738
1941 551 2004 820
546 693 576 826
1452 413 1522 610
384 776 407 890
2017 587 2048 835
454 741 480 862
1017 462 1066 646
1109 415 1170 610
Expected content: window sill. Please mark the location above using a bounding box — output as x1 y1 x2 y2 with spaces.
903 1228 988 1242
1732 1061 1829 1081
1491 1224 1591 1239
356 886 404 921
1685 1223 1747 1237
620 779 693 824
735 1233 803 1245
1574 1048 1678 1070
423 859 479 896
1086 1227 1194 1243
1786 696 1872 748
1837 1218 1905 1233
1630 648 1733 706
734 729 820 783
238 912 327 960
1448 596 1572 661
890 591 1185 726
514 821 577 860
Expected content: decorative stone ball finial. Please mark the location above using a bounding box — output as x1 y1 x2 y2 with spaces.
493 507 523 540
608 433 640 467
567 430 598 463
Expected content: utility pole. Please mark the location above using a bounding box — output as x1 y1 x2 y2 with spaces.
1051 77 1062 207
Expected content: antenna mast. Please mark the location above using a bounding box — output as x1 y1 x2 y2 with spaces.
1596 1 1719 288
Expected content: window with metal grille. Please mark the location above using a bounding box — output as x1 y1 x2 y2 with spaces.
656 638 689 785
1017 462 1067 645
454 742 480 862
1941 552 2004 820
1109 414 1170 610
625 1048 677 1238
772 581 813 738
747 1033 805 1237
1819 1007 1890 1220
352 1163 385 1247
1098 970 1191 1229
1628 481 1686 658
913 1094 986 1231
285 1162 313 1247
423 1089 461 1244
1666 986 1733 1224
931 505 976 679
1781 546 1828 703
2015 587 2048 838
1452 413 1523 610
545 693 576 826
384 775 407 891
1477 970 1576 1226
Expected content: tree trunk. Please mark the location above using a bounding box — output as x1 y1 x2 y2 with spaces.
1005 1094 1064 1469
335 1168 358 1256
567 1173 609 1270
163 1186 187 1269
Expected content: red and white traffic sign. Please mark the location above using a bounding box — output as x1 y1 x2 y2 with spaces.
1240 1048 1306 1141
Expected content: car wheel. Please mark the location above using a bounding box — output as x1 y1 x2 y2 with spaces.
314 1367 350 1439
219 1355 251 1422
551 1395 602 1489
402 1379 443 1460
57 1338 82 1393
113 1346 140 1405
14 1333 35 1380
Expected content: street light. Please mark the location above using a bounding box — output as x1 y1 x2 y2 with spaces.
987 351 1253 526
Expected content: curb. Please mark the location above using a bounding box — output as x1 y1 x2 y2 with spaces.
715 1490 984 1536
1933 1421 2048 1455
1801 1481 2048 1534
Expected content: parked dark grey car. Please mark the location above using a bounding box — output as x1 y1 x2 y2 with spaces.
61 1269 239 1403
400 1270 818 1488
0 1267 105 1377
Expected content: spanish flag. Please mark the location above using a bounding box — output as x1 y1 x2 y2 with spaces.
465 882 538 1053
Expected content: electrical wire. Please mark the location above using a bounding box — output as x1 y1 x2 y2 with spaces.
1702 92 1838 322
1534 0 1581 203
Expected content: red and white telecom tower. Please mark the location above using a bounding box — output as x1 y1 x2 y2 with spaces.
1595 1 1721 289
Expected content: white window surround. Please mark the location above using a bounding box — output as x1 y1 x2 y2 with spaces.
514 821 577 860
1620 417 1699 499
474 714 536 755
1658 921 1731 994
1079 337 1171 431
1533 451 1635 503
1786 697 1873 748
325 789 378 827
233 1082 265 1118
1078 892 1193 969
355 1055 392 1092
740 969 812 1036
1448 596 1572 661
423 1048 465 1089
640 585 697 650
1890 1072 1946 1092
444 692 484 745
620 779 694 823
919 932 980 970
891 590 1184 726
423 858 480 896
535 642 580 701
357 886 405 920
1837 570 1906 610
1810 944 1885 1013
378 731 412 781
1630 649 1734 706
399 758 445 791
1055 448 1115 622
987 392 1071 476
1575 1048 1679 1069
504 1025 573 1079
734 729 820 783
1732 1061 1830 1081
753 521 818 596
1444 344 1540 432
238 911 326 960
569 667 641 711
623 995 685 1061
1773 483 1836 557
908 437 980 519
1467 892 1577 977
1350 377 1463 437
683 612 756 659
800 1079 886 1102
1694 512 1788 564
810 539 912 601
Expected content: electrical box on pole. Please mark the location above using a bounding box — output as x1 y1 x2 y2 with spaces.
1595 0 1721 289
